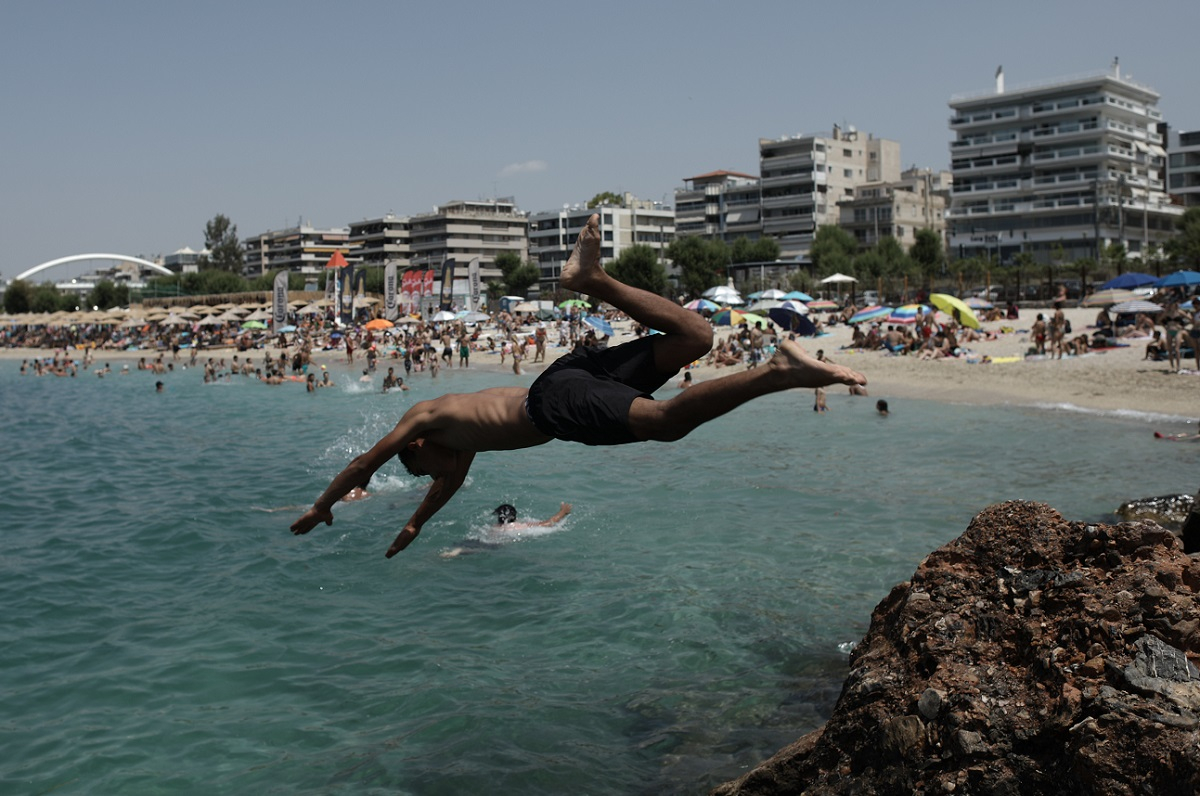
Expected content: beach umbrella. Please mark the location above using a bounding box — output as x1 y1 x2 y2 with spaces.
1110 299 1164 315
1153 270 1200 289
928 293 981 329
558 299 591 309
296 303 323 316
703 287 744 305
582 315 614 336
806 299 839 311
783 290 815 301
197 315 225 326
710 308 747 326
1080 288 1140 307
364 318 394 331
848 305 894 324
1099 272 1157 290
966 297 994 310
241 320 267 330
512 302 539 313
820 273 857 284
887 304 931 324
740 312 770 328
456 311 490 323
745 299 785 314
276 324 297 333
767 308 818 335
684 298 719 312
431 310 457 322
753 288 787 300
777 299 809 315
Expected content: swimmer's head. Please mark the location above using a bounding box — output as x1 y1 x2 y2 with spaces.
493 504 517 525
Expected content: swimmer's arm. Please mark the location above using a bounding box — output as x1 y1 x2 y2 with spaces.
290 403 435 536
533 502 572 527
387 450 476 557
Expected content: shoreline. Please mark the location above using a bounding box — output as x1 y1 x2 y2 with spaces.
4 304 1197 420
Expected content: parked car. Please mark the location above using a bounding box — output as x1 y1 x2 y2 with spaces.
861 290 880 306
969 285 1002 300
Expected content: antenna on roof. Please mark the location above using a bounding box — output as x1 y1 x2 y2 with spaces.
995 65 1004 93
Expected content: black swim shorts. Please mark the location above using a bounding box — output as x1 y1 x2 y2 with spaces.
526 336 671 446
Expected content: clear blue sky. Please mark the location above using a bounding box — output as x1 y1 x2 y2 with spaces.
2 0 1197 281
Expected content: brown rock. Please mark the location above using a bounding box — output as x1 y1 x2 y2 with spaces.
712 502 1200 796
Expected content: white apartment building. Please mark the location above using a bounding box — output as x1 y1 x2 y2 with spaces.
947 64 1182 265
759 126 901 259
347 213 412 267
674 170 762 241
242 224 358 277
838 168 951 250
1168 129 1200 208
528 196 674 292
407 199 527 279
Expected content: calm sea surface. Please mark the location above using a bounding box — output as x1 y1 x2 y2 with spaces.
2 353 1196 795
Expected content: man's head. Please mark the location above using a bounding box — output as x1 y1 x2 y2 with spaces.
397 438 453 477
493 504 517 525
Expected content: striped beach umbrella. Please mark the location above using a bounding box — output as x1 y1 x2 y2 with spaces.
684 298 719 312
1110 299 1163 315
887 304 931 324
806 299 839 311
1080 288 1140 307
847 305 894 324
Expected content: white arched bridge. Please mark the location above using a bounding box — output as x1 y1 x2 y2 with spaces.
16 253 174 282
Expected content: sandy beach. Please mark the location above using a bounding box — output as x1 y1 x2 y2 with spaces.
5 304 1197 419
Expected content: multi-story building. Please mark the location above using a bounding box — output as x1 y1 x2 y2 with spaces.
528 196 675 291
673 171 761 241
838 168 951 250
242 224 358 277
162 246 208 274
406 199 527 281
947 64 1182 265
347 213 412 267
1168 129 1200 208
759 126 902 259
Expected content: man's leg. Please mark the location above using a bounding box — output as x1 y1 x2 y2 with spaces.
626 340 866 442
562 214 711 373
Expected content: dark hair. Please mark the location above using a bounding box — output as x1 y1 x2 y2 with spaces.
397 446 425 477
493 504 517 524
876 399 889 413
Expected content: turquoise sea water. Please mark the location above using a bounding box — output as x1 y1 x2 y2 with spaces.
2 355 1197 795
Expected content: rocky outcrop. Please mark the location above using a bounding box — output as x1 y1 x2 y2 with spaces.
713 501 1200 796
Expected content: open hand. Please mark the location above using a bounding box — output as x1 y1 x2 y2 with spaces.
290 506 333 535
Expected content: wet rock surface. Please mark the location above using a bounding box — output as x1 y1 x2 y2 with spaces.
713 501 1200 796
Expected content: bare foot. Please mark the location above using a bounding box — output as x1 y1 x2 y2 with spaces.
770 340 867 389
561 213 604 292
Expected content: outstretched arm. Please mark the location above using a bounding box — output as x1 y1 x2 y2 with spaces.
386 450 476 557
290 401 437 537
533 502 572 527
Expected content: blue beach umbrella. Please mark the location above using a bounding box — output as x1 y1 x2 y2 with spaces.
1099 272 1157 290
684 298 719 312
582 315 614 337
783 290 815 302
1153 270 1200 289
767 307 818 335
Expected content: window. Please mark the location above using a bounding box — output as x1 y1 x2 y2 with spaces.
843 148 852 157
843 169 853 178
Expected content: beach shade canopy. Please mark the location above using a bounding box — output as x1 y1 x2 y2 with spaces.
431 310 457 322
928 293 981 329
887 304 931 324
1153 270 1200 289
1110 299 1164 315
806 299 839 311
364 318 394 330
783 290 815 301
1081 288 1140 307
456 310 490 323
820 272 858 284
1099 272 1158 290
240 320 267 330
684 298 719 312
582 315 614 336
558 299 591 309
767 307 818 335
847 305 893 324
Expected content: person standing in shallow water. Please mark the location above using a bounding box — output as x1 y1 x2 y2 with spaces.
291 214 867 557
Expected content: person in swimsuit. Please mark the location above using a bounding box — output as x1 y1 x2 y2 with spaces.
290 214 867 557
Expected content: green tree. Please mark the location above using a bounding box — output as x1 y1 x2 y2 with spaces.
88 279 129 310
605 245 666 294
1010 252 1036 301
495 251 540 297
810 225 857 278
200 214 244 273
30 283 68 313
1102 242 1127 281
3 279 31 313
729 236 782 265
586 192 624 208
1165 207 1200 268
909 228 944 294
666 236 728 298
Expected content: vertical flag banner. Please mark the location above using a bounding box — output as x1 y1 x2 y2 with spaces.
438 259 457 311
468 258 481 313
271 271 289 327
422 270 435 315
401 270 416 314
339 263 355 325
384 263 398 321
